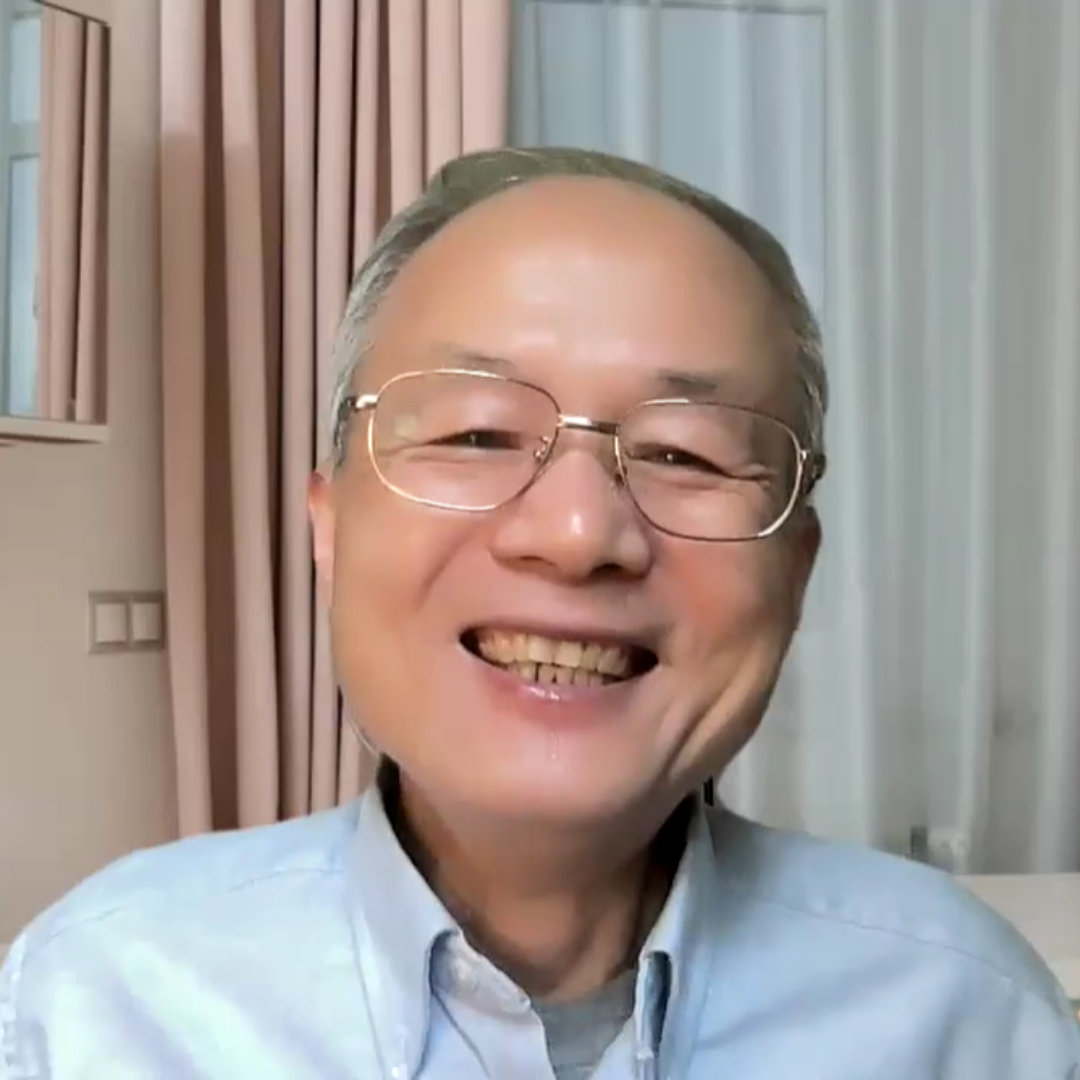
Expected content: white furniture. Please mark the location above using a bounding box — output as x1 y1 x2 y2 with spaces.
961 874 1080 1001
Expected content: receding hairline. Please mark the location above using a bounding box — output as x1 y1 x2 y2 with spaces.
423 168 744 233
365 170 797 361
403 169 788 299
327 148 827 467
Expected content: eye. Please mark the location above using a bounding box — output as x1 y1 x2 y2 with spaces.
636 444 725 474
432 429 520 450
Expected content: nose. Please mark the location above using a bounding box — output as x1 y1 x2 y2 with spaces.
489 443 654 581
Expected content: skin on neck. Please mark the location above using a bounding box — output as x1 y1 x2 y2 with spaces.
386 764 690 1002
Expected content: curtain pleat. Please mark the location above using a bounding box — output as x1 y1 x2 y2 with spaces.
36 11 106 423
160 0 212 838
280 0 318 821
161 0 511 834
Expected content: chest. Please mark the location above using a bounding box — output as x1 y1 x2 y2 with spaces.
40 978 997 1080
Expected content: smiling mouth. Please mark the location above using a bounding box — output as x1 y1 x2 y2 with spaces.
461 629 658 688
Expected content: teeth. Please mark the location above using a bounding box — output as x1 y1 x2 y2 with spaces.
510 661 604 688
526 636 555 664
475 631 638 684
553 641 583 668
488 635 514 664
597 649 628 676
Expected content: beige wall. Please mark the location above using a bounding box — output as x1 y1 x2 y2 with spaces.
0 0 176 946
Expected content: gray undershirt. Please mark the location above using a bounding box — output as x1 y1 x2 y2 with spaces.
533 968 637 1080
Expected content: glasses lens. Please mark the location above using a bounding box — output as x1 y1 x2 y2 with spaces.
370 371 557 509
620 403 801 540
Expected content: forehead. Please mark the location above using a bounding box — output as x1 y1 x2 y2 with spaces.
364 177 793 409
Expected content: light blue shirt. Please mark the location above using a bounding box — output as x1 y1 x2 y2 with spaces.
2 783 1078 1079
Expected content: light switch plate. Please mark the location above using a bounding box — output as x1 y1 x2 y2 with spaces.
88 591 131 653
129 592 166 650
88 591 166 654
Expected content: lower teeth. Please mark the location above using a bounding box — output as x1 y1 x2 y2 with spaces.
500 661 610 687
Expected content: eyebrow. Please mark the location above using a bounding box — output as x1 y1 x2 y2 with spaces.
433 345 750 402
649 366 740 401
435 345 519 375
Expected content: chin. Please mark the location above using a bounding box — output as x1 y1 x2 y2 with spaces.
440 754 668 830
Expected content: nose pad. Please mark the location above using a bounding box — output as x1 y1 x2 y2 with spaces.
532 435 554 467
546 418 622 477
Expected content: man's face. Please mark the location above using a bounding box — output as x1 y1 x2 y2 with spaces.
310 177 819 827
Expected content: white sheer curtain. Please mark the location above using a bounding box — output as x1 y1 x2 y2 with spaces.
511 0 1080 874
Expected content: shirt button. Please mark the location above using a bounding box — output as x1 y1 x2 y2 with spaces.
500 989 531 1015
447 954 478 993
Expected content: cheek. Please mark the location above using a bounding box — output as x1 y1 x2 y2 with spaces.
669 543 796 661
328 484 475 718
657 544 799 775
333 491 459 631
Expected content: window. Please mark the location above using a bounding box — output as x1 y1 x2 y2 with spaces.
0 0 41 416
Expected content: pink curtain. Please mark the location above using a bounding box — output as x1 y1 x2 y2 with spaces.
160 0 512 837
36 10 108 422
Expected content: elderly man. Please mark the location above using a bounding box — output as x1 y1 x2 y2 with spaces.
2 149 1077 1079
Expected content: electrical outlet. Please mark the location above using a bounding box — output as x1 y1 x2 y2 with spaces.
926 828 972 874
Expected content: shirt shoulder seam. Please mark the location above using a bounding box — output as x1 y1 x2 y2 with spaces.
722 877 1068 1014
30 864 346 959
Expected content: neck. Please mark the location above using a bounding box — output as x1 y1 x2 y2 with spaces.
383 765 691 1002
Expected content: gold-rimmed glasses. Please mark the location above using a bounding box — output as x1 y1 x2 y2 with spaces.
338 369 825 542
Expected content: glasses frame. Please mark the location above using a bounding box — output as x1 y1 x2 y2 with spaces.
341 368 826 542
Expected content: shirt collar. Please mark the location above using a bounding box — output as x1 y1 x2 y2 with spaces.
346 768 720 1078
346 768 456 1078
636 795 720 1076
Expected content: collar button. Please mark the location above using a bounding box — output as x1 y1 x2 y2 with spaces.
447 953 479 993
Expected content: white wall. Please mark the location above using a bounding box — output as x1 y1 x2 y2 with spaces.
0 0 176 946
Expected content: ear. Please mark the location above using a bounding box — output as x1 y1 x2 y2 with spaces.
787 505 821 629
308 469 337 608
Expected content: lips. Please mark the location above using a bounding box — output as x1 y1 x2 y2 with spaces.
461 628 658 687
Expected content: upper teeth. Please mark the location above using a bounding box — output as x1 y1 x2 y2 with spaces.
475 631 632 677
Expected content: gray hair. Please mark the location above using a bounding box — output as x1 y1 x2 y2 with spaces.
328 147 826 467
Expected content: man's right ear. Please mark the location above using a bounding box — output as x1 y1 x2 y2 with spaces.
307 470 336 607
